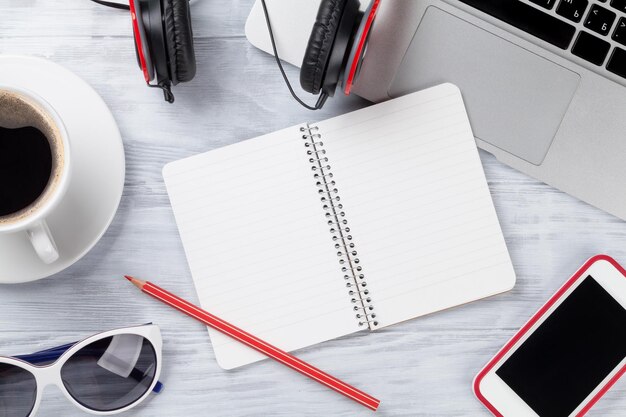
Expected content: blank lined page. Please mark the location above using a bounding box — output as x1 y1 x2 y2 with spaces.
318 84 515 328
163 125 360 369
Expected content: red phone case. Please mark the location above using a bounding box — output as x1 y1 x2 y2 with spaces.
473 254 626 417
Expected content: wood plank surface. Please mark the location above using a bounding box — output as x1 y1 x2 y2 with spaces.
2 1 626 416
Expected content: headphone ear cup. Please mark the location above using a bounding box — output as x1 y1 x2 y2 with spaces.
163 0 196 84
300 0 348 95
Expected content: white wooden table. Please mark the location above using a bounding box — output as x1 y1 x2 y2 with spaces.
2 1 626 416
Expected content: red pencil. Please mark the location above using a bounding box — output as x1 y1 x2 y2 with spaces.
124 276 380 411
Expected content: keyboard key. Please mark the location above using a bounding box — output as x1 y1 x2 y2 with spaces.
572 31 611 65
610 0 626 13
614 17 626 45
584 5 616 36
530 0 557 9
557 0 589 23
457 0 576 49
607 47 626 78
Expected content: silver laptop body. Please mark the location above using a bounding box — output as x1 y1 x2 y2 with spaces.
352 0 626 220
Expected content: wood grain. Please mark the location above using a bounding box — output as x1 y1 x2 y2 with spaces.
2 1 626 416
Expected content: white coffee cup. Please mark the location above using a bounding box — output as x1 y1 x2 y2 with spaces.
0 86 72 264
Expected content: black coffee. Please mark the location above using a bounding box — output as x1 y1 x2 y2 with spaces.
0 126 52 216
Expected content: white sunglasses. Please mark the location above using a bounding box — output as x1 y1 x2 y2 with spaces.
0 324 163 416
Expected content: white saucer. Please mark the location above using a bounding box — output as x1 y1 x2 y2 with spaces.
0 56 125 283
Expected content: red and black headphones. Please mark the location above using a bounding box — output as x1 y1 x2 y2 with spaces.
92 0 379 108
92 0 196 103
129 0 196 103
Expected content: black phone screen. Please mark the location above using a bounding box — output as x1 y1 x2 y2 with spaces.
496 276 626 417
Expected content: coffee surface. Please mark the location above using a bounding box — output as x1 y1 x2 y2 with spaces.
0 126 52 217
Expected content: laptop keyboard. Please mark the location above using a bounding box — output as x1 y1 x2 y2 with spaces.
457 0 626 81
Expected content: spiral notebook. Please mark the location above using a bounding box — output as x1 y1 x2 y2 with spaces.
163 84 515 370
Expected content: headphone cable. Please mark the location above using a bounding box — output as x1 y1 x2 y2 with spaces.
90 0 130 10
260 0 327 110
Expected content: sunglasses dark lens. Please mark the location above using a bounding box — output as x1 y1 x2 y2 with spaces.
60 334 157 412
0 363 37 417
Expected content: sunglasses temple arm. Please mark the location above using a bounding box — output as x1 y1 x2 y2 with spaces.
14 342 77 362
14 343 164 394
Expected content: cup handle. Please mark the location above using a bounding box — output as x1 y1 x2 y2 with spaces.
26 220 59 264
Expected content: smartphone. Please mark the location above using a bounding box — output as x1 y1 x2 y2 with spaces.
474 255 626 417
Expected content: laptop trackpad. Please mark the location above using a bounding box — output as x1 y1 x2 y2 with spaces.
389 7 580 165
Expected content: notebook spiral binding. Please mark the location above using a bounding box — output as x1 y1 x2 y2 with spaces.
301 123 378 329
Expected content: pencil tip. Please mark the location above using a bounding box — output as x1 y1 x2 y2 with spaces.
124 275 146 289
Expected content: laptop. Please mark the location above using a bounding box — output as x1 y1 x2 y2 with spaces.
246 0 626 220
